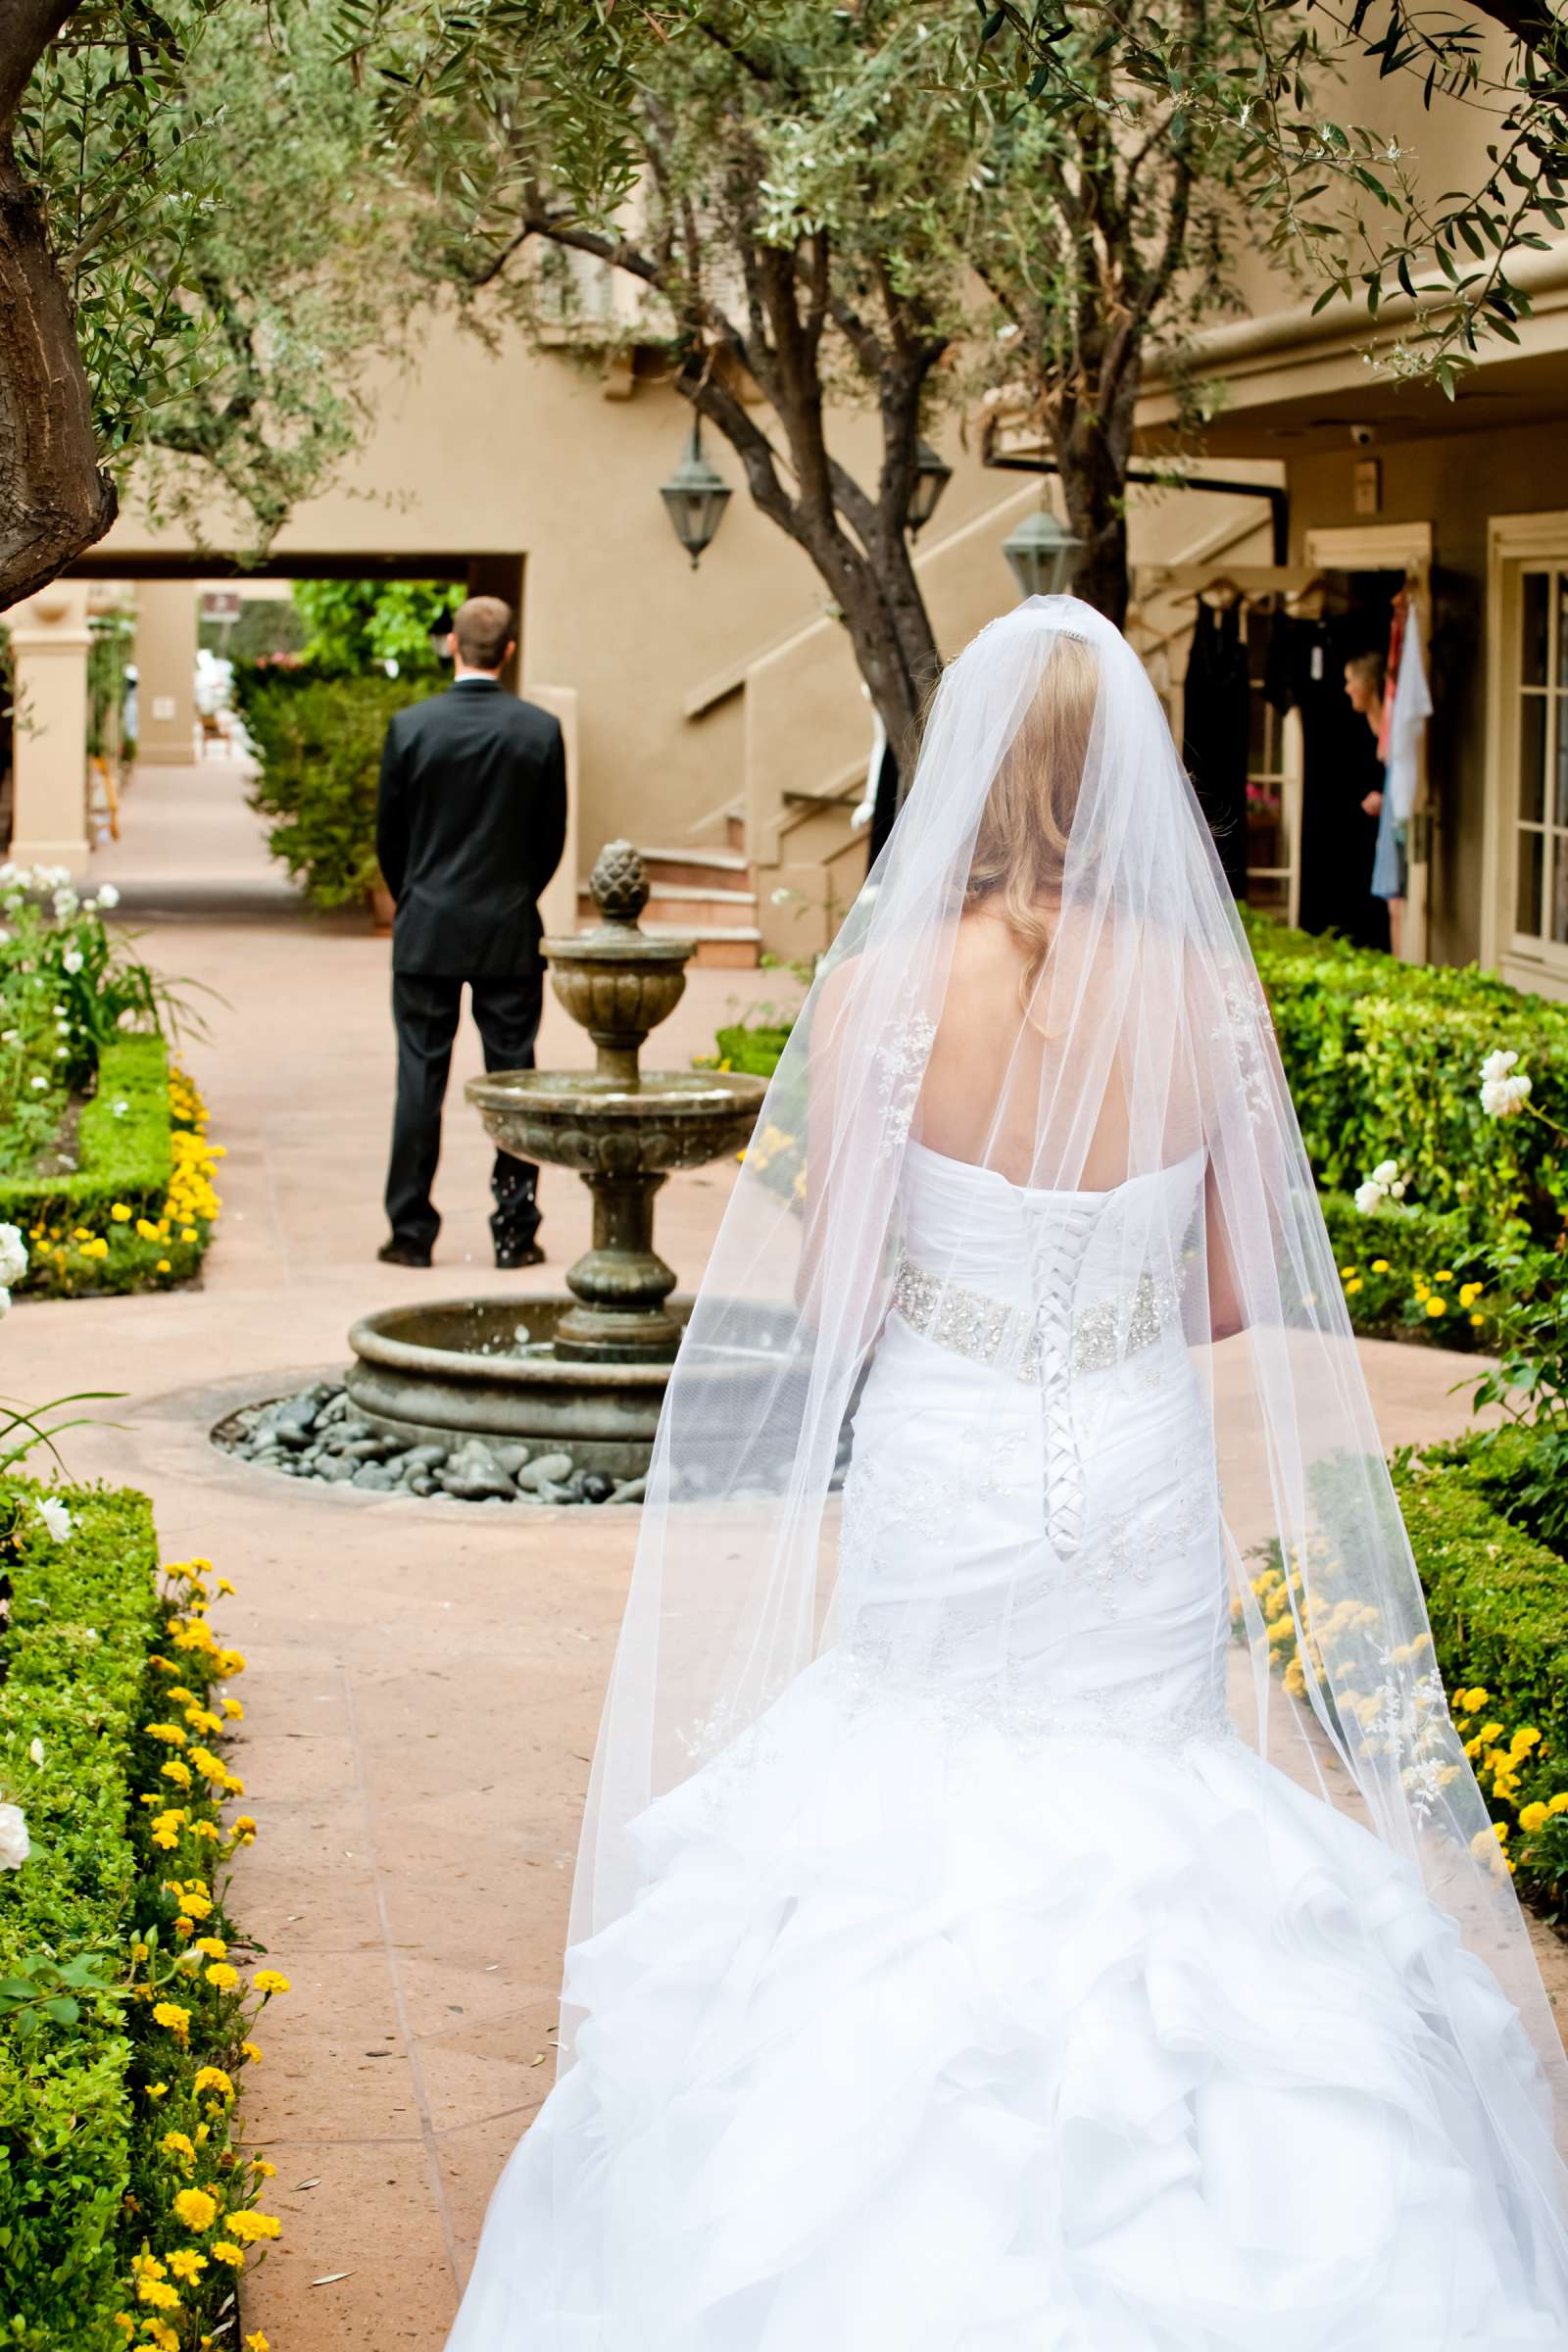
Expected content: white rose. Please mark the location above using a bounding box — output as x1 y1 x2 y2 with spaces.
1481 1073 1532 1118
62 949 83 975
0 1802 29 1870
0 863 15 886
96 882 120 909
28 1076 46 1091
1370 1158 1400 1186
0 1222 28 1287
36 1496 73 1543
27 1738 43 1766
1479 1048 1519 1086
1354 1180 1386 1214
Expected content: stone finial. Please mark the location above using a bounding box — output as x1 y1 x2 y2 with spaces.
590 840 650 929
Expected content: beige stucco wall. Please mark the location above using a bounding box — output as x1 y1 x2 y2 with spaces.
94 316 1033 870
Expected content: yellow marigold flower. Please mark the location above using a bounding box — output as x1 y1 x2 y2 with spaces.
1511 1726 1543 1753
246 2333 271 2352
194 2066 235 2100
114 2317 135 2336
211 2242 245 2270
168 2250 207 2282
143 2326 179 2352
172 2186 220 2231
192 1820 220 1843
1547 1792 1568 1817
194 1936 227 1959
160 1759 192 1788
161 2131 196 2162
131 2254 168 2283
185 1706 221 1735
1494 1820 1511 1842
217 1649 246 1678
1345 1277 1363 1295
1519 1802 1550 1833
222 1697 245 1721
156 1258 172 1273
145 1723 187 1746
1370 1257 1390 1273
226 2210 281 2242
1478 1722 1505 1745
175 1887 213 1920
253 1969 291 1997
136 2278 181 2310
241 2040 263 2066
187 1744 225 1783
253 2158 276 2179
1470 1311 1486 1327
1458 1688 1489 1714
1425 1296 1446 1318
110 1202 131 1222
181 1227 198 1243
152 2002 191 2040
205 1961 240 1991
145 2082 169 2100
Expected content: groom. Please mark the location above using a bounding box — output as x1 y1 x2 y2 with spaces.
375 596 567 1270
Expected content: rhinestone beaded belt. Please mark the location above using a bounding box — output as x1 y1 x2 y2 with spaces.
892 1256 1180 1381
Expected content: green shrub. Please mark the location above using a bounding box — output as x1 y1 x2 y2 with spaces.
0 1486 275 2349
713 1022 793 1079
1248 915 1568 1244
3 1044 221 1300
238 667 428 907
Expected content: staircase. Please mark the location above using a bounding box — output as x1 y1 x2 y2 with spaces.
577 818 761 967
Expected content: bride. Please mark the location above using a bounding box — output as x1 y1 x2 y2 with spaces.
448 599 1568 2348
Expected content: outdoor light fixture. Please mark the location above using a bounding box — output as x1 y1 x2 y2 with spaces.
1002 506 1084 601
661 416 733 568
906 440 954 537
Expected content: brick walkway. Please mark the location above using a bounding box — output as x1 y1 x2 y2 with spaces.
19 757 1563 2348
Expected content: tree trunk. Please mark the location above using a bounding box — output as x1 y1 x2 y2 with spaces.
0 150 117 612
1053 359 1141 631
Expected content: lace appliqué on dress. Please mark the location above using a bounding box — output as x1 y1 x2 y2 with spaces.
872 1011 938 1160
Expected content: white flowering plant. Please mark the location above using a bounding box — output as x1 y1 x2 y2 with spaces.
0 866 193 1187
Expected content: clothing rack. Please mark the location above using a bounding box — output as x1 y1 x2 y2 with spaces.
1133 564 1345 602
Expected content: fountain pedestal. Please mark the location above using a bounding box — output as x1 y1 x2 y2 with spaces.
345 842 771 1483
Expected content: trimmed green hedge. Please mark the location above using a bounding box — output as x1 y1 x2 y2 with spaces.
0 1037 172 1228
1395 1446 1568 1922
713 1023 794 1079
1248 916 1568 1243
0 1484 276 2349
8 1046 220 1299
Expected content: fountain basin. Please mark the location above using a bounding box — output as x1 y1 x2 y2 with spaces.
345 1292 806 1479
466 1067 766 1173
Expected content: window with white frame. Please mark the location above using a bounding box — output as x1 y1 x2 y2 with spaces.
1512 566 1568 958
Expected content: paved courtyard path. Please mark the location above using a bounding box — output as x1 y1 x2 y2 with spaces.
18 755 1565 2348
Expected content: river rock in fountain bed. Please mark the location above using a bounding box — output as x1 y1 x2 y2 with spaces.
220 1381 629 1504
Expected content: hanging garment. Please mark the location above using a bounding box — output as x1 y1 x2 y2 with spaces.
1387 597 1432 829
1264 612 1388 948
1180 599 1250 898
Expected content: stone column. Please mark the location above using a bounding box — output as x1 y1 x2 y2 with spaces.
8 582 91 870
134 578 199 764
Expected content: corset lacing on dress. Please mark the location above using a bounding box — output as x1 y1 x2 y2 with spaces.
891 1181 1182 1559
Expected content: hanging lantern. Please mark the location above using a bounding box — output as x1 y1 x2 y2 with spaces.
906 440 954 537
660 416 733 568
1002 507 1084 601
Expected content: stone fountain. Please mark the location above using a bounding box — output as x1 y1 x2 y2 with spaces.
343 844 772 1481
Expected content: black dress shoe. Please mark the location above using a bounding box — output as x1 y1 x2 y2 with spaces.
495 1240 546 1271
377 1238 432 1268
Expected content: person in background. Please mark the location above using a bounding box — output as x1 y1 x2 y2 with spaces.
375 595 567 1270
1344 649 1402 953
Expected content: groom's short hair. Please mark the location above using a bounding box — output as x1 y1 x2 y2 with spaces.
453 595 514 670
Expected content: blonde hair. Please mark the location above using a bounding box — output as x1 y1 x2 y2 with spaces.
964 632 1101 999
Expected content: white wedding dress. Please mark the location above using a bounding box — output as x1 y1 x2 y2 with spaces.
448 1141 1564 2350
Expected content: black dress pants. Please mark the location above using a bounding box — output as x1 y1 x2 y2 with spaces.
385 971 544 1256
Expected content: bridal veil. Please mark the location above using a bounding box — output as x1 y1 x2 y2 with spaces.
558 597 1568 2252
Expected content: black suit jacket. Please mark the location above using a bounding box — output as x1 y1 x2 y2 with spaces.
375 678 568 976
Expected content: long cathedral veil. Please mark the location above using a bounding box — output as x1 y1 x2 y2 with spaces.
558 597 1567 2251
